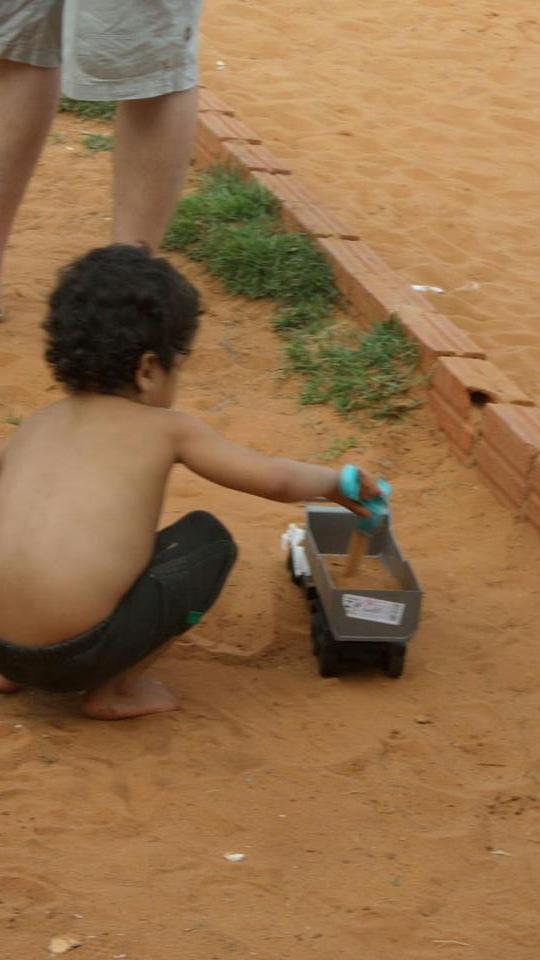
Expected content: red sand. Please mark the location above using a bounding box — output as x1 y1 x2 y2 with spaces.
1 5 540 954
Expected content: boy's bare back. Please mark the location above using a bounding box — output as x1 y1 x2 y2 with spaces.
0 395 180 645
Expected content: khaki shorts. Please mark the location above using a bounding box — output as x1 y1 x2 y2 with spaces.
0 0 203 100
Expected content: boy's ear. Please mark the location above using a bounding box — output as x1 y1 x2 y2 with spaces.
134 351 160 393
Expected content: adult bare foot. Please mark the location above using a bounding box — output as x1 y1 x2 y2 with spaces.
0 674 21 693
82 676 178 720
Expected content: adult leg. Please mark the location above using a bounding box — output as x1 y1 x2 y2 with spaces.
112 86 198 252
0 61 60 309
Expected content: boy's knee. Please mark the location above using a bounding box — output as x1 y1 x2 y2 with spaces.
221 535 238 572
187 510 235 548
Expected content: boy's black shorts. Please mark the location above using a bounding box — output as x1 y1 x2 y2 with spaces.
0 511 236 693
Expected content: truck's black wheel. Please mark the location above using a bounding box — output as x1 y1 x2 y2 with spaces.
306 584 317 604
310 616 320 655
382 646 406 679
317 632 340 678
286 550 304 588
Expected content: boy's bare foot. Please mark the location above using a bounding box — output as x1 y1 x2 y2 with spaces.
82 676 178 720
0 674 21 693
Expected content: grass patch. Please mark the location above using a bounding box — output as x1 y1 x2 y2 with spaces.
82 133 113 153
316 436 359 461
273 298 330 333
59 96 116 121
164 166 337 318
164 166 420 424
3 415 22 426
285 316 421 420
164 167 278 248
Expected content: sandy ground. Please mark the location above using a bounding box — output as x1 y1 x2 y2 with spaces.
200 0 540 401
1 110 539 959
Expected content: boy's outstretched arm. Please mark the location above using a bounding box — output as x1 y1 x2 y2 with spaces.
169 412 378 515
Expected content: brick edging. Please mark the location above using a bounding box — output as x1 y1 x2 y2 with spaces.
195 86 540 534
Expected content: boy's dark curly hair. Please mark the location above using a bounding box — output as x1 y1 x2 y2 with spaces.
43 244 200 393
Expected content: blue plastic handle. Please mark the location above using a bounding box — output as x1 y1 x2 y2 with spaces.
339 464 363 502
339 465 391 535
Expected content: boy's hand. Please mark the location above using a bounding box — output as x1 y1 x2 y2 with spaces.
357 471 382 502
331 468 384 518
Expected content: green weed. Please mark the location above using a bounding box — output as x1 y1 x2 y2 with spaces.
202 224 338 305
81 134 113 153
164 167 277 248
164 166 337 313
273 298 329 333
59 96 116 121
285 316 421 420
316 436 359 462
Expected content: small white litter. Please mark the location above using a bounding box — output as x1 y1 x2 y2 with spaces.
224 853 246 863
412 280 482 295
411 284 445 294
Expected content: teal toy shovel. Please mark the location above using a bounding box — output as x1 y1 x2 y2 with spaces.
339 465 392 577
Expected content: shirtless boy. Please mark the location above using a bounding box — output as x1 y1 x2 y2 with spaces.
0 245 379 720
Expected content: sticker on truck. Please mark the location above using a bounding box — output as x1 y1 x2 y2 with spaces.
342 594 405 626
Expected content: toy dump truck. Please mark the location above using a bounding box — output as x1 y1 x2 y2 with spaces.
286 503 422 679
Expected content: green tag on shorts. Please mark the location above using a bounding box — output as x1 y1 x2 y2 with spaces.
186 610 203 626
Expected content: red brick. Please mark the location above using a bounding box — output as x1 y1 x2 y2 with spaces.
429 390 476 459
317 238 394 283
249 175 359 238
349 263 433 316
398 306 485 369
197 88 235 115
476 439 526 510
280 203 360 240
316 239 389 305
249 172 316 206
196 114 261 154
315 238 363 297
481 404 540 477
432 357 533 417
194 141 218 169
351 275 405 321
322 236 392 275
220 141 292 175
352 273 436 323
